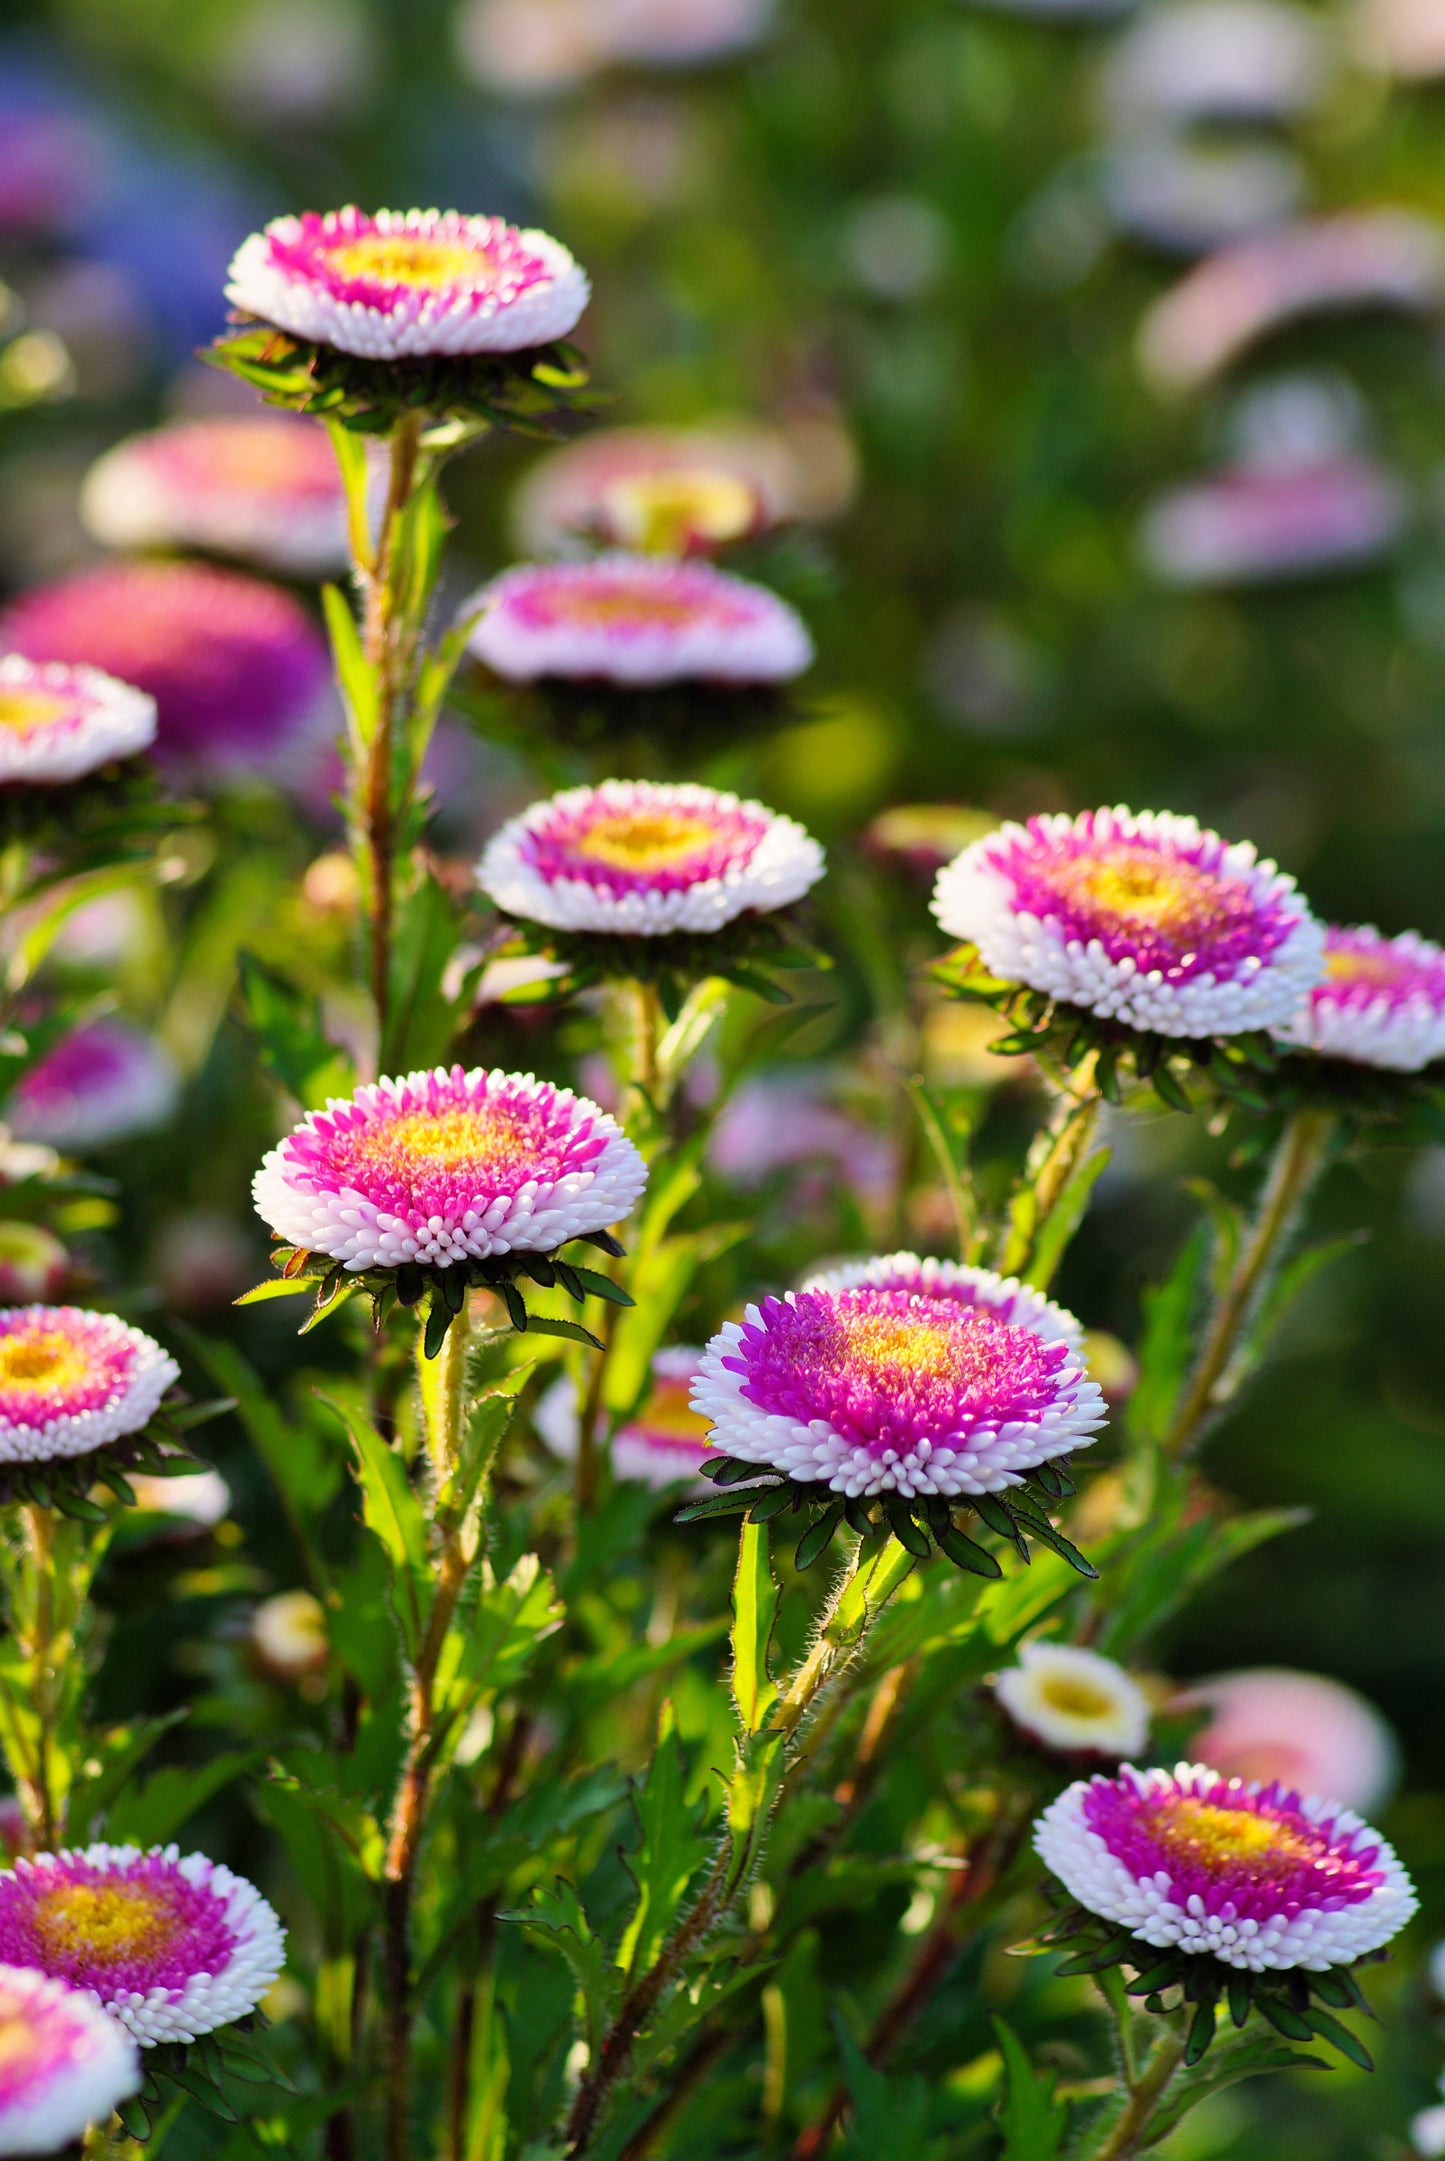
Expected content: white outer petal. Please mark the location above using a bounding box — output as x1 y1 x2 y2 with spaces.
0 1311 178 1467
0 1967 139 2154
0 658 156 784
995 1641 1151 1757
1274 927 1445 1071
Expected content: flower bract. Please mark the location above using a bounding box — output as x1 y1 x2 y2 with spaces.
466 554 813 687
477 779 823 937
0 1845 285 2046
692 1253 1105 1499
996 1641 1151 1757
7 1021 179 1152
932 806 1324 1039
225 205 588 359
538 1346 716 1488
0 657 156 785
1035 1761 1417 1971
1274 922 1445 1071
0 1306 178 1466
0 1963 140 2154
252 1065 647 1271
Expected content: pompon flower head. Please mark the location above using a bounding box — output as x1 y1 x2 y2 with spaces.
1036 1762 1417 1977
0 657 155 785
537 1347 716 1489
932 807 1324 1040
0 1845 285 2046
80 416 349 579
0 1307 176 1467
225 205 588 360
0 560 332 779
692 1253 1105 1500
478 780 823 938
253 1065 646 1273
7 1021 179 1152
996 1641 1150 1758
0 1964 139 2154
466 555 813 688
1274 923 1445 1072
512 422 808 556
1177 1669 1400 1815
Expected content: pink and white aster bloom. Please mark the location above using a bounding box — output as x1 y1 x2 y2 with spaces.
225 205 588 360
468 554 813 688
1177 1669 1399 1816
1274 923 1445 1071
478 780 823 937
513 423 802 556
1140 458 1406 586
932 807 1325 1038
0 1845 285 2046
1139 211 1445 391
80 416 350 579
692 1253 1105 1499
0 1306 177 1467
996 1641 1151 1758
8 1021 179 1152
253 1065 647 1271
0 656 155 785
0 1964 139 2153
537 1346 717 1488
1035 1762 1417 1972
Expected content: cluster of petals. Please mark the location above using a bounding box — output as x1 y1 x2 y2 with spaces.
252 1064 647 1272
1035 1761 1417 1972
1274 922 1445 1071
0 1305 177 1467
0 1844 285 2046
467 553 813 689
932 806 1325 1039
996 1640 1151 1758
1177 1668 1399 1815
0 1963 139 2154
691 1253 1105 1500
8 1020 179 1153
225 205 589 360
477 779 824 938
513 422 805 555
80 416 350 579
537 1346 715 1489
0 560 333 776
0 656 156 786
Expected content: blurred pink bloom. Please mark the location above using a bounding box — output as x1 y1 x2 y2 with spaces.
1138 211 1445 391
1140 457 1406 584
1100 135 1303 256
1174 1667 1400 1814
7 1021 178 1153
1101 0 1332 125
515 425 790 556
0 110 104 240
1355 0 1445 76
457 0 773 95
708 1074 897 1206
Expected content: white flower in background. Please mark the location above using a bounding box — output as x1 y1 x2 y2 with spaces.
996 1641 1151 1757
0 656 155 784
1100 0 1333 126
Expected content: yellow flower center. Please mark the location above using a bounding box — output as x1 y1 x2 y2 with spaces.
356 1106 514 1175
843 1310 961 1379
572 810 717 871
1053 847 1231 939
1038 1674 1116 1719
1149 1797 1316 1871
324 234 490 287
0 692 71 738
31 1882 177 1964
600 470 758 553
182 423 330 493
0 1333 86 1392
636 1377 712 1446
1324 946 1403 989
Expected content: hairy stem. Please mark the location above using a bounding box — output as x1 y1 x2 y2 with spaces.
16 1505 63 1849
1168 1106 1337 1456
997 1064 1102 1283
1079 2022 1187 2161
358 412 423 1062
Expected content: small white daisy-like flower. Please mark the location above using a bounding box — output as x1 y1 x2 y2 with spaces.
1036 1762 1417 1973
0 1306 177 1467
477 779 824 938
0 1845 286 2046
1274 922 1445 1071
251 1590 329 1681
995 1641 1151 1757
537 1346 716 1489
253 1064 647 1272
0 1964 140 2153
0 656 155 785
691 1252 1105 1500
225 205 588 360
932 806 1324 1039
466 553 813 687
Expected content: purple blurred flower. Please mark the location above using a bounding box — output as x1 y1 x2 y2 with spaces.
8 1021 178 1152
1101 0 1332 125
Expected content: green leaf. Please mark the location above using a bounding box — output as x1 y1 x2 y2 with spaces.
183 1334 342 1579
382 872 464 1076
322 1395 429 1655
460 1553 563 1698
835 2015 936 2161
322 582 379 751
232 1275 316 1306
516 1879 618 2062
991 2016 1068 2160
730 1521 780 1734
324 419 375 570
616 1703 710 1983
1024 1142 1111 1292
516 1314 604 1351
1126 1226 1209 1449
107 1751 260 1846
237 951 354 1108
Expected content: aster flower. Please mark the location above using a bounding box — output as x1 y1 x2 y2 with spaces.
1274 924 1445 1072
225 205 588 361
996 1641 1150 1758
1100 135 1303 257
0 560 332 779
932 808 1324 1078
251 1590 329 1681
687 1253 1103 1573
0 1964 140 2153
512 422 807 556
7 1021 179 1152
80 416 350 579
457 0 775 95
537 1347 716 1489
1176 1669 1400 1814
467 554 813 689
0 656 156 786
1140 457 1406 586
478 780 823 944
0 1306 177 1469
0 1845 285 2047
1101 0 1332 126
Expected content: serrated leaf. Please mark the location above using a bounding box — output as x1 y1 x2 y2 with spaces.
992 2016 1068 2159
322 1395 428 1654
835 2015 935 2161
617 1703 710 1982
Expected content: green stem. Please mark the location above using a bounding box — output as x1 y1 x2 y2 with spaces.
1077 2023 1186 2161
997 1064 1102 1282
359 412 423 1064
21 1505 59 1849
1167 1106 1337 1457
